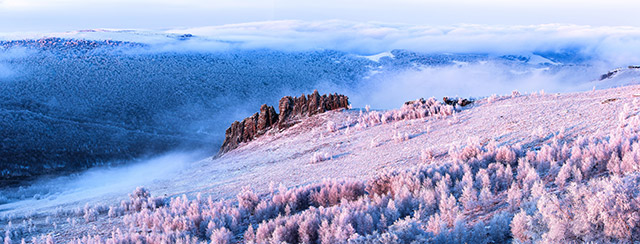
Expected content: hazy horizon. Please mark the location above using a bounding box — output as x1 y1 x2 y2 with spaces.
1 0 639 32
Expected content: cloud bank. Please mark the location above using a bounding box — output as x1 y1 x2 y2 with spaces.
2 21 637 121
2 21 636 66
344 63 595 109
2 21 637 133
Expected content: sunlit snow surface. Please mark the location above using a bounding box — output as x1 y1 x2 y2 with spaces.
2 83 639 242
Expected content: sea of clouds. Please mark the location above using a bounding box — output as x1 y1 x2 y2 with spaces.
2 20 632 65
3 20 633 106
0 20 638 62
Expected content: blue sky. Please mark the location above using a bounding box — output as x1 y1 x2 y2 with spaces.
0 0 638 32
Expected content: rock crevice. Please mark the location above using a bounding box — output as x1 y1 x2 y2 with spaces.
220 90 349 154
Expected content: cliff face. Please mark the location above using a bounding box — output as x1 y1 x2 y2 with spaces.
220 90 349 153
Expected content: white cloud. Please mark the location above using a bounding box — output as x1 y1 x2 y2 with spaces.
163 21 640 65
4 20 640 67
346 63 595 109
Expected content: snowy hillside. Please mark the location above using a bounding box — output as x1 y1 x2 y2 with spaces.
2 22 640 243
1 83 639 243
0 35 609 185
589 66 640 89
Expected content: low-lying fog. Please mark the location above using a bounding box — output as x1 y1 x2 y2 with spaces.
0 151 205 214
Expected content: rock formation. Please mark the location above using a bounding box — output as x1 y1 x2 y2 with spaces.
443 96 474 107
220 90 349 154
278 90 349 129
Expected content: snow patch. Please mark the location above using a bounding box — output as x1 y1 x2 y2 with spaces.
588 67 640 89
360 51 394 62
527 54 561 65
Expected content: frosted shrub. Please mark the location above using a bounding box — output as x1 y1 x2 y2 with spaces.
458 137 483 162
3 231 10 244
495 146 517 164
438 194 460 228
420 148 435 162
487 94 499 104
107 206 124 218
311 152 331 164
326 121 337 133
243 224 255 243
237 186 260 214
521 174 640 243
298 214 320 243
554 163 572 188
460 184 478 210
381 114 389 124
511 209 532 243
393 130 409 143
506 183 523 210
511 90 521 98
127 186 163 212
619 104 632 125
369 138 378 149
83 203 98 222
384 217 431 243
355 97 455 131
254 201 277 223
210 228 233 244
532 126 546 139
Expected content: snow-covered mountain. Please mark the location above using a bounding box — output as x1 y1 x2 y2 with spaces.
589 66 640 88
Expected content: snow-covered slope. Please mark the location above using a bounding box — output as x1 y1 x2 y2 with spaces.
149 85 640 201
587 66 640 89
3 22 640 243
2 83 639 243
0 36 611 184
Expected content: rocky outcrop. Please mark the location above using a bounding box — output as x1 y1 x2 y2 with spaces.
220 90 349 154
600 66 640 80
443 97 474 107
258 104 279 131
278 91 349 129
600 68 623 80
